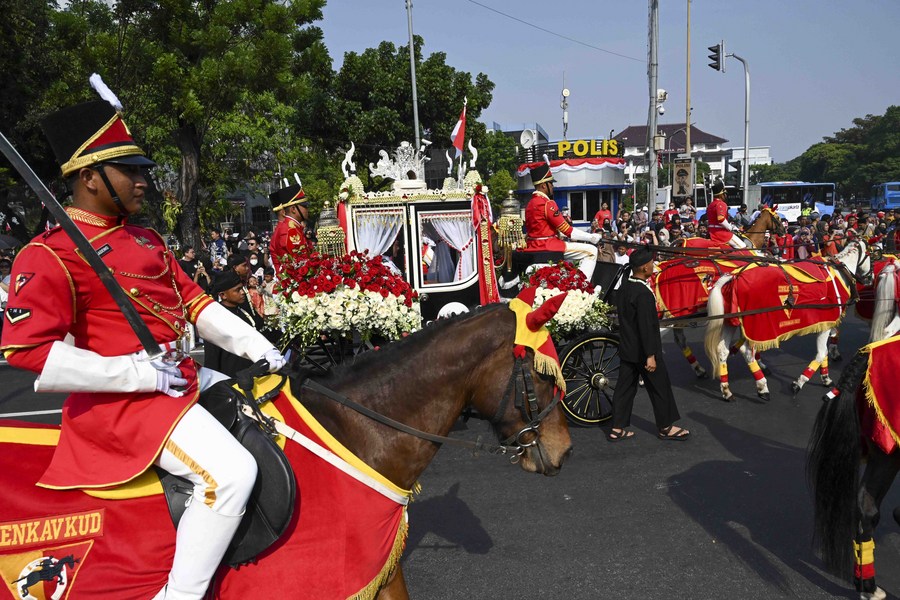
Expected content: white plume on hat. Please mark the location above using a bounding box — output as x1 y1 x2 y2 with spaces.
89 73 123 112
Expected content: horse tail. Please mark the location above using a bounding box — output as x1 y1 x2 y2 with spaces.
807 350 868 578
869 262 897 343
704 274 731 374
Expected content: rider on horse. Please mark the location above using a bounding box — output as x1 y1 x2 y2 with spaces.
0 87 286 600
523 163 602 279
706 179 747 249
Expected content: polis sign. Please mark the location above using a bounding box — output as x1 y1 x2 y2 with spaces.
556 139 622 159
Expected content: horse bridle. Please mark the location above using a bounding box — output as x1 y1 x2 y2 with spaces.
829 239 872 290
487 355 563 462
289 350 562 462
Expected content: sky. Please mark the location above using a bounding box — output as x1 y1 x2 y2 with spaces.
319 1 900 164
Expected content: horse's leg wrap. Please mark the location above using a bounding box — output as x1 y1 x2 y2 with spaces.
749 360 765 382
796 361 821 390
854 538 878 595
682 346 706 376
820 357 832 386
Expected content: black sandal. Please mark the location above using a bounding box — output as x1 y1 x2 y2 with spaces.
608 428 635 442
658 425 690 441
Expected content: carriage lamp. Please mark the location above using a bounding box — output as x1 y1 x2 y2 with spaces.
496 191 526 271
315 202 346 257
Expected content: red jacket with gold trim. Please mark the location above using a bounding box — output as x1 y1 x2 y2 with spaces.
706 197 733 244
0 208 214 489
269 215 309 273
524 191 570 252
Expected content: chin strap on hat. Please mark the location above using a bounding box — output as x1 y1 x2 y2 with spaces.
94 163 128 217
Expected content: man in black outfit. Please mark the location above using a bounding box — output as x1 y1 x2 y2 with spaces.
203 271 266 378
608 247 690 441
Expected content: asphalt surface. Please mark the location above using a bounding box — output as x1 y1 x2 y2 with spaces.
1 316 898 599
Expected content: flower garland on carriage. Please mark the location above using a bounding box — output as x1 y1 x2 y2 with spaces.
272 246 423 350
520 261 611 338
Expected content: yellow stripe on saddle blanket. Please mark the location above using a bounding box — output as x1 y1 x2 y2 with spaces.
735 260 834 284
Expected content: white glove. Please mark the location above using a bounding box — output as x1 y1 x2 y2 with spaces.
568 227 596 244
155 368 188 397
263 348 286 373
589 233 602 245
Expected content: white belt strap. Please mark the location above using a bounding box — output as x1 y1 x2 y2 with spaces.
240 405 409 506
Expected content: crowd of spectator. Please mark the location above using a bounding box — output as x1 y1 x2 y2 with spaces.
590 199 900 263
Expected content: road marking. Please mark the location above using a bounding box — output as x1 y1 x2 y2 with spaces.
0 409 62 418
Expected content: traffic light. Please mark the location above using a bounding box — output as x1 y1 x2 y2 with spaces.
707 41 725 72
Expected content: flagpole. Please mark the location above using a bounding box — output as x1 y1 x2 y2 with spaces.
406 0 421 150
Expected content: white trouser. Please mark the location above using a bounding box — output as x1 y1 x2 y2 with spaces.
727 233 747 249
564 242 599 280
153 403 258 599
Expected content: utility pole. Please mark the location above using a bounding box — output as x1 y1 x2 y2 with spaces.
729 52 750 207
685 0 691 154
647 0 659 207
405 0 421 150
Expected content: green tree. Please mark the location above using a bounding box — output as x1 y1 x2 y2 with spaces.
476 130 517 178
27 0 328 248
331 37 494 179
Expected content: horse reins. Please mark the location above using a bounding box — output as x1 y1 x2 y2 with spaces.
295 353 561 462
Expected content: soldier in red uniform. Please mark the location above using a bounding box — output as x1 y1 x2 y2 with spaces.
0 93 285 600
268 182 310 274
706 179 747 248
523 163 601 278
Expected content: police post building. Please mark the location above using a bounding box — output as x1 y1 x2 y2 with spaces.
515 134 627 228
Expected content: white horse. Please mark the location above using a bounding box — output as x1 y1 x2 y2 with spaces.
869 259 900 343
704 239 872 401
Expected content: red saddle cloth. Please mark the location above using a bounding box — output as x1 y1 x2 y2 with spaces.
860 337 900 455
653 257 746 319
0 377 410 600
722 261 850 350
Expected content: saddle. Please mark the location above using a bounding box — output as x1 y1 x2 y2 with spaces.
156 377 296 567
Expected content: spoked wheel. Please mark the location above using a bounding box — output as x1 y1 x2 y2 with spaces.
559 331 620 426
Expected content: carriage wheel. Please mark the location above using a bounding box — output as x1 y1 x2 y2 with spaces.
559 331 620 426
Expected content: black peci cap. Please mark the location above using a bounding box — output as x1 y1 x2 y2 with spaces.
628 246 655 269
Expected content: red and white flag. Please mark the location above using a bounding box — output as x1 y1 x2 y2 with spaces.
450 100 467 158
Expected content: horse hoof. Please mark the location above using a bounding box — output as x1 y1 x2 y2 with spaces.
822 377 833 387
695 369 708 379
860 587 887 600
757 392 770 402
722 393 735 403
790 382 802 395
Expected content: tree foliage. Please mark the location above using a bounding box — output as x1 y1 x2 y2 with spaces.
758 106 900 200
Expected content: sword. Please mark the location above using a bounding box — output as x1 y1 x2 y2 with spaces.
0 129 166 360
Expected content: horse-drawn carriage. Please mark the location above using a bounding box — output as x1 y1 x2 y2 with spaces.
282 142 629 429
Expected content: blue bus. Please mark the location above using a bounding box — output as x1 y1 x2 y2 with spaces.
747 181 836 221
870 182 900 211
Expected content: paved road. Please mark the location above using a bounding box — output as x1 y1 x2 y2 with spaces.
2 316 898 599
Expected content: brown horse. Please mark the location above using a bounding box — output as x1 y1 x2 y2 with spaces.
0 303 572 600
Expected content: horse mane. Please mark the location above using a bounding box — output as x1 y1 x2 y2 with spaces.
314 303 509 385
870 261 898 343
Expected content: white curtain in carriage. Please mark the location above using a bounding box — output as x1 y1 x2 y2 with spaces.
422 212 475 281
354 208 404 257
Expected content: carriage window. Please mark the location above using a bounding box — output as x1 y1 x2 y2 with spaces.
418 211 477 285
568 192 585 221
353 207 405 276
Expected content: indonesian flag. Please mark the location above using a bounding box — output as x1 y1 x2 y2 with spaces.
450 101 466 158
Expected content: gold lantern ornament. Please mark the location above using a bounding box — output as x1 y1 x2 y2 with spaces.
315 201 346 257
496 190 526 259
